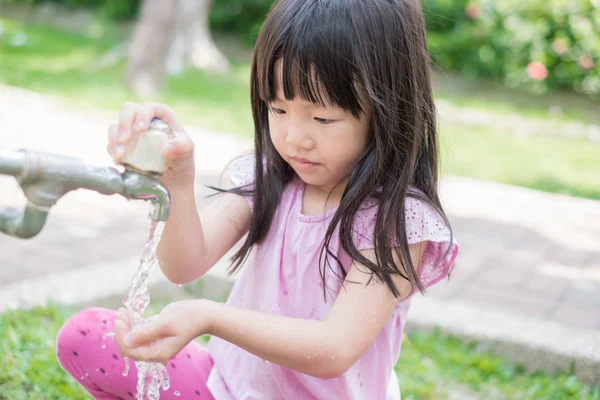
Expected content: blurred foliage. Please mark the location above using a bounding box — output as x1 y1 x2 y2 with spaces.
209 0 275 44
1 0 598 99
424 0 600 99
2 15 599 201
0 0 140 19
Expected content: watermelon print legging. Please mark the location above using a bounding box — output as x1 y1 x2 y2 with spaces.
55 307 215 399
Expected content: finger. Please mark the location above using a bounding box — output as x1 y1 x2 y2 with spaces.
118 102 140 143
107 125 126 162
116 308 132 328
135 102 185 135
163 137 194 159
124 320 167 348
119 339 164 363
114 318 131 356
106 142 117 161
107 143 126 162
108 123 119 143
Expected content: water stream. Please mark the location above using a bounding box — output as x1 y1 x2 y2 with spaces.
122 220 170 400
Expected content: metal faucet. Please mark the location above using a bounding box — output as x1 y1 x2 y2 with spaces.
0 148 170 239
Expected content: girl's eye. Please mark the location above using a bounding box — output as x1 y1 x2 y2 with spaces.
315 117 333 124
270 107 286 115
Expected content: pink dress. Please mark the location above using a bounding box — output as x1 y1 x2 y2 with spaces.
206 156 459 400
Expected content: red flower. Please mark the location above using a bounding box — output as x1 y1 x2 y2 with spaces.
579 55 594 70
527 61 548 81
466 4 482 19
551 39 569 55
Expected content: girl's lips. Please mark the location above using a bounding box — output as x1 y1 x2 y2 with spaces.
289 157 319 170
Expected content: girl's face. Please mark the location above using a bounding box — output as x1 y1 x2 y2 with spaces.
268 60 372 194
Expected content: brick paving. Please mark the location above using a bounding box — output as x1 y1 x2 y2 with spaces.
1 84 600 335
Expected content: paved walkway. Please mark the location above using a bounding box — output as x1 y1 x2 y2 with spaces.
1 84 599 384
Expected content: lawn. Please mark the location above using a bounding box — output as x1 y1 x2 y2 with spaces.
1 16 599 200
1 302 598 400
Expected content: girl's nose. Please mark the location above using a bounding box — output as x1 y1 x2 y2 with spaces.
286 123 314 149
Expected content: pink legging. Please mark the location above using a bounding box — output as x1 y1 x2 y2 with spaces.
56 307 215 399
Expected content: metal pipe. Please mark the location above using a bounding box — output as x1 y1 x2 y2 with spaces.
0 149 26 176
0 203 49 239
0 148 171 239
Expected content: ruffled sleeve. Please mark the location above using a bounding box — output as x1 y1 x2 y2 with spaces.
352 192 459 289
225 154 255 210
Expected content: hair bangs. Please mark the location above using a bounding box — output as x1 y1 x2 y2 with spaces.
254 0 366 118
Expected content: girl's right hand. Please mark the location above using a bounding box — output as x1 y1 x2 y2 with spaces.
107 102 196 189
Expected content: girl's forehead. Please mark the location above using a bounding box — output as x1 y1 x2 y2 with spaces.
271 59 335 106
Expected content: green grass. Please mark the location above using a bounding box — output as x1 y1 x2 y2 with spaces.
1 303 598 400
441 125 600 200
432 71 600 127
0 305 88 399
397 329 600 400
0 17 254 136
1 16 599 200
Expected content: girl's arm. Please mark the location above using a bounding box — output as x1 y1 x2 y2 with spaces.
108 102 251 286
202 243 425 379
119 243 425 379
157 174 252 284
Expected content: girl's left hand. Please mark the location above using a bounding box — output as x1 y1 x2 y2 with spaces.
114 299 210 364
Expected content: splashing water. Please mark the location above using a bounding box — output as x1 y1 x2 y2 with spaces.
122 220 170 400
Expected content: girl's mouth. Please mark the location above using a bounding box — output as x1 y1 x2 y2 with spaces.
289 156 319 170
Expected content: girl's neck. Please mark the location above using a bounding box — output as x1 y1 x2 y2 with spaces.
300 178 348 217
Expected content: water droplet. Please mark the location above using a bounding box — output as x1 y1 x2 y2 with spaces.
103 331 115 338
122 358 130 377
101 344 106 349
263 359 270 364
80 376 85 380
174 391 181 396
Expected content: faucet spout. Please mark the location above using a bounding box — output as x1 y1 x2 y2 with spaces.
121 168 171 221
0 148 171 239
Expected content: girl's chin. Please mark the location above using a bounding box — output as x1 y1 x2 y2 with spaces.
295 173 346 193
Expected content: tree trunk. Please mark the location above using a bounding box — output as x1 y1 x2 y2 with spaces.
166 0 229 76
126 0 178 97
127 0 229 97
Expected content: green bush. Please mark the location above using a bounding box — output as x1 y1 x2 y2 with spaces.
213 0 600 99
210 0 274 44
424 0 600 99
0 0 140 20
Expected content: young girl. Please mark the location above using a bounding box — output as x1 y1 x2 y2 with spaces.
56 0 458 399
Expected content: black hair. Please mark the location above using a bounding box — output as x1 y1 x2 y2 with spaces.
219 0 454 299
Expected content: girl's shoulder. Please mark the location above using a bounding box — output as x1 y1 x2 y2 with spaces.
354 188 453 245
226 153 255 188
353 188 459 289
